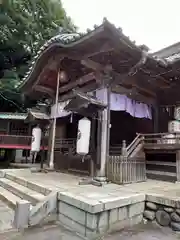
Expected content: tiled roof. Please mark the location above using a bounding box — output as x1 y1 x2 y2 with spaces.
28 110 49 120
20 19 142 89
20 33 81 87
0 112 27 120
165 52 180 63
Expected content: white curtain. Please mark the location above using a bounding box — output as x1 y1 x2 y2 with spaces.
96 89 152 120
50 90 152 120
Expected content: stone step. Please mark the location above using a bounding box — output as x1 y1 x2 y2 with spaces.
5 173 51 196
0 178 45 205
146 170 176 177
0 186 26 210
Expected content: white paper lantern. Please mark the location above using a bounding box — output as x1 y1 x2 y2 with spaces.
162 134 176 144
76 118 91 155
31 126 42 152
168 120 180 133
174 106 180 120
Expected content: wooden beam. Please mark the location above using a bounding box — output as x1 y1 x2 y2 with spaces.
59 72 95 94
112 85 155 104
83 47 114 58
34 85 55 98
81 59 104 71
80 66 156 98
111 72 156 97
59 81 99 102
131 83 156 97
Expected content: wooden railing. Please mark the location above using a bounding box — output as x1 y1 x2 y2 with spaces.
139 132 180 150
107 135 146 184
55 138 76 149
109 144 122 155
0 134 48 149
107 155 146 184
0 135 31 146
126 134 144 157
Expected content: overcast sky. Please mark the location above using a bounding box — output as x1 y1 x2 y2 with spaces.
61 0 180 52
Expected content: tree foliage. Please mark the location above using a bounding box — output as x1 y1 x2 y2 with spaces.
0 0 76 112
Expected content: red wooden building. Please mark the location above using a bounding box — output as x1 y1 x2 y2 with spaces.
0 111 48 164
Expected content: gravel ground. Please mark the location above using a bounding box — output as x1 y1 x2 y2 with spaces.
0 222 180 240
104 222 180 240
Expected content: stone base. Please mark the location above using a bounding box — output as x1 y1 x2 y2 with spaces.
93 176 107 183
144 194 180 231
58 194 144 239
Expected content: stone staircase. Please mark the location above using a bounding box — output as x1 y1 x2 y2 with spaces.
0 172 48 208
0 170 57 230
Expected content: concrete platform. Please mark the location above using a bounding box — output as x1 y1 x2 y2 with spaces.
2 170 180 238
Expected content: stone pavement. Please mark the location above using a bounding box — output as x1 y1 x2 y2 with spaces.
10 171 180 201
2 170 180 238
0 222 179 240
105 222 180 240
0 201 13 232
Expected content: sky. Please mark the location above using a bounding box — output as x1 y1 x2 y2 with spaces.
61 0 180 52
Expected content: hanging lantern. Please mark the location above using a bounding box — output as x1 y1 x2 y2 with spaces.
76 118 91 155
59 71 68 83
31 126 42 152
168 120 180 133
174 106 180 120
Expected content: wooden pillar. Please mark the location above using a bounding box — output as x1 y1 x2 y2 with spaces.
7 121 11 135
153 104 159 133
90 117 95 177
176 150 180 182
95 87 111 181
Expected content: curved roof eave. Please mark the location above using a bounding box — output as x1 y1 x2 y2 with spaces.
20 19 144 93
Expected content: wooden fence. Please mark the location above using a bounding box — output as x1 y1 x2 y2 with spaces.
107 155 146 184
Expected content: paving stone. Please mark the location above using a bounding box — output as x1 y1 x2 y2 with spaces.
171 221 180 231
143 210 155 221
58 192 104 213
164 207 174 213
58 201 86 225
129 202 144 218
98 211 109 229
118 206 128 221
108 214 143 234
58 213 86 237
156 210 171 226
171 212 180 222
176 209 180 216
109 208 118 224
146 202 158 211
99 193 145 211
14 200 30 229
86 212 98 230
146 194 176 208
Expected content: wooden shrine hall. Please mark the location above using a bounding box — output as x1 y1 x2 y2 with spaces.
20 19 180 183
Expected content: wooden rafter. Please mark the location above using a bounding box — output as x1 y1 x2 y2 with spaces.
112 85 155 104
59 72 95 94
33 85 55 97
81 59 104 71
59 81 99 101
111 72 156 97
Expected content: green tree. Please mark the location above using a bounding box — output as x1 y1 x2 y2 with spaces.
0 0 76 112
